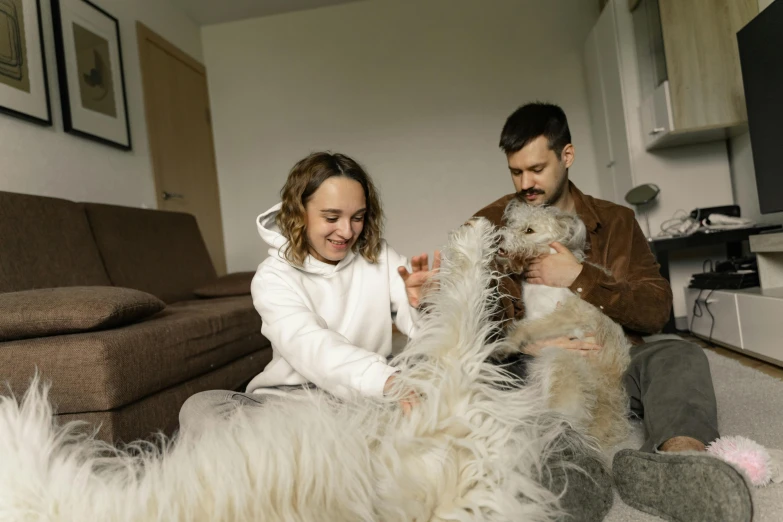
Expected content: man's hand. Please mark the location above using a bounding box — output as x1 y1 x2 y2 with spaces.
398 251 441 309
524 242 583 288
522 335 602 357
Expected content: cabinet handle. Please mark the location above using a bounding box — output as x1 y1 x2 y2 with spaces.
649 127 666 135
606 161 616 168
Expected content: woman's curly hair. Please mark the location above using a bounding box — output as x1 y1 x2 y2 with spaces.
276 152 385 267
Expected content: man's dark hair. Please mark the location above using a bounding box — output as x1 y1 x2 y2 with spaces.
499 102 572 158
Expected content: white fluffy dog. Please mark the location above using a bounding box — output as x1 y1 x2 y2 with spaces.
495 199 632 448
0 218 588 522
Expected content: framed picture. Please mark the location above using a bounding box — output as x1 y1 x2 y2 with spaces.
51 0 131 150
0 0 52 125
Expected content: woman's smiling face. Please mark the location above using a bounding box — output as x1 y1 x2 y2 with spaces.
304 176 366 264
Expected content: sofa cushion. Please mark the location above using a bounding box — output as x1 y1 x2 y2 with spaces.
193 271 255 298
0 296 266 413
0 287 165 341
55 349 273 443
83 203 217 303
0 191 111 292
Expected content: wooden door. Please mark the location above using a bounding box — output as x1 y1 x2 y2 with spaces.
136 23 227 275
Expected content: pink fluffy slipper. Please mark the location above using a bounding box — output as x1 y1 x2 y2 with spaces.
707 436 783 487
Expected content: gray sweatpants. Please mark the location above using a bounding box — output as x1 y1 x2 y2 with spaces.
624 338 719 452
178 384 316 435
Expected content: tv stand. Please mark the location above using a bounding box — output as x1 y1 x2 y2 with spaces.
686 230 783 367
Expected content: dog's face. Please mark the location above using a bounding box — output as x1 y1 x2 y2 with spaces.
496 198 587 274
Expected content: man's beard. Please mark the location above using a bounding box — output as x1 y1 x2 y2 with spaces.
515 173 568 206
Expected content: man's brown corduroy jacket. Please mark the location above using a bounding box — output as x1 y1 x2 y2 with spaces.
473 181 673 344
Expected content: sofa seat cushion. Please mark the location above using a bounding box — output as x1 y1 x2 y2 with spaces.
0 296 267 413
0 287 166 342
193 271 255 298
55 348 273 443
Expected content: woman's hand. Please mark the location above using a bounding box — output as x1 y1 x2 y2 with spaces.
384 375 418 415
397 251 441 309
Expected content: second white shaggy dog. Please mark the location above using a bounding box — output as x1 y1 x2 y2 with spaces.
0 218 587 522
496 199 632 448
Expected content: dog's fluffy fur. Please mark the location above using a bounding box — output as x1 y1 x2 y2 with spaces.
0 218 589 522
497 199 632 448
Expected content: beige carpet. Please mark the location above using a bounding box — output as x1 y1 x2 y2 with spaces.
605 348 783 521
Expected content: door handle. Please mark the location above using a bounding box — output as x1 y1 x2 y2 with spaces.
162 191 184 200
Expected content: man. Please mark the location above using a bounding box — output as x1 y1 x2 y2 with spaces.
470 102 752 521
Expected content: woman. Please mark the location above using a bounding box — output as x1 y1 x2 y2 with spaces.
179 152 437 433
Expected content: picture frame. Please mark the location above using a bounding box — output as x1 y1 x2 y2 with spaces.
0 0 52 126
50 0 131 150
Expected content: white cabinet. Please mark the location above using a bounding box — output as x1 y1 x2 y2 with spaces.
684 288 743 350
640 81 673 150
583 2 634 205
736 289 783 364
684 232 783 367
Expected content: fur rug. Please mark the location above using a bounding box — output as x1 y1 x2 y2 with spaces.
0 218 589 522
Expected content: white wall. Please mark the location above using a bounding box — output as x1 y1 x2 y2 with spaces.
0 0 203 208
202 0 602 272
728 0 783 226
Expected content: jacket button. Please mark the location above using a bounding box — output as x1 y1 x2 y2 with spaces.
577 288 583 293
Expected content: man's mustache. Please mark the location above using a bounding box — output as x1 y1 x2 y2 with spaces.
515 189 544 200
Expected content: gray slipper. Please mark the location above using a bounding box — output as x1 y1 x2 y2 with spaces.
544 447 614 522
613 449 753 522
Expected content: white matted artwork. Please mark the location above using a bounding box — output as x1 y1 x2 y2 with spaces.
0 0 51 125
51 0 130 150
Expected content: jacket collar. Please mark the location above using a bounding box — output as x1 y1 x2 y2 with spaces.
569 181 601 232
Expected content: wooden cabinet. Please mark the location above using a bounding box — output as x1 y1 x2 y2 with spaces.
631 0 758 149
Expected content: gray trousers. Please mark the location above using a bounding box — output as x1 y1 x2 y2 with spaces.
623 338 719 452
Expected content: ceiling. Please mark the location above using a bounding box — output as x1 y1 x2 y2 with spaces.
170 0 366 25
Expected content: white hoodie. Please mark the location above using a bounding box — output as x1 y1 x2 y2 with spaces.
246 203 419 400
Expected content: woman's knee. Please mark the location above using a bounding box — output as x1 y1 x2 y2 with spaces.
178 390 233 431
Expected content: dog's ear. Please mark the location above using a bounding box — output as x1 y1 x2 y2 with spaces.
552 211 587 253
566 216 587 252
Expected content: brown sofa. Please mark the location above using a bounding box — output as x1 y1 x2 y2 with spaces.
0 190 272 443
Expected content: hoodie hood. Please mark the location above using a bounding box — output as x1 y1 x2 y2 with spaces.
256 203 355 276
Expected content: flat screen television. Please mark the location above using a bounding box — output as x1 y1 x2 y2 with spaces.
737 0 783 214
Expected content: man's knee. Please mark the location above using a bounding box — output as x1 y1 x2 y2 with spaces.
635 339 707 365
629 339 710 376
